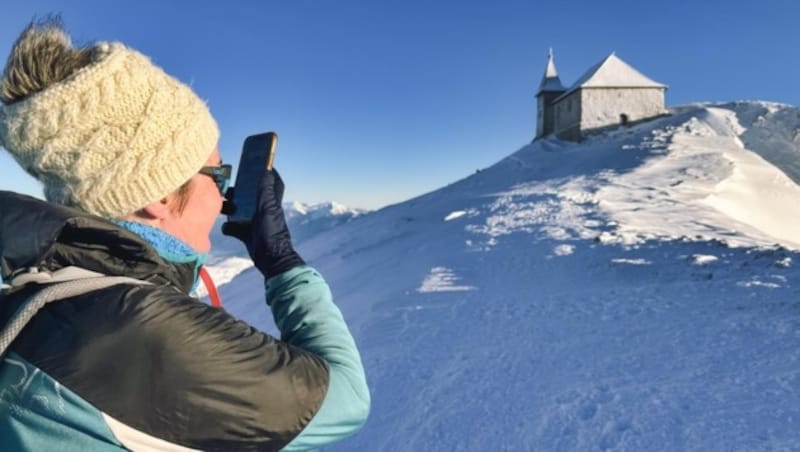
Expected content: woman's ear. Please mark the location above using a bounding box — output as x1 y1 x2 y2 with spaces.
117 184 187 223
139 197 175 220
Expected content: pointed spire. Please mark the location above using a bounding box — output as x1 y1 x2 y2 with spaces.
538 48 565 94
545 48 556 76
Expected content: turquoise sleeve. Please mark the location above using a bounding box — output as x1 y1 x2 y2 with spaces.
265 266 370 451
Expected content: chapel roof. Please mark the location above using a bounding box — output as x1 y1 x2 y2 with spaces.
554 53 667 102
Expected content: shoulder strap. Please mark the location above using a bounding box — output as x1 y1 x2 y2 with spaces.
198 266 223 308
0 267 151 358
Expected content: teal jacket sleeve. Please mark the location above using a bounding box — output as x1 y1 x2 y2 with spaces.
265 266 370 451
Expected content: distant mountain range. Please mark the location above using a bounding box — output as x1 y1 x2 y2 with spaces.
284 201 367 244
200 200 367 296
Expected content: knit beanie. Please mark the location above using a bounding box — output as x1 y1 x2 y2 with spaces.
0 34 219 217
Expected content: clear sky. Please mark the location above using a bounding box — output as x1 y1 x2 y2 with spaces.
1 0 799 210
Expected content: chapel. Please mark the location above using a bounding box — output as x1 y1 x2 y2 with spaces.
536 50 668 141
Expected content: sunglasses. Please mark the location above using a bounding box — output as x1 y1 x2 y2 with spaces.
198 164 232 196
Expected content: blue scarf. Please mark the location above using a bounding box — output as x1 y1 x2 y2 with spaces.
114 221 208 293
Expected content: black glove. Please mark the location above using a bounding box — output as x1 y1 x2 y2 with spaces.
221 169 305 278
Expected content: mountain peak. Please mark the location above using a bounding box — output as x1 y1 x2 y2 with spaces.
285 200 366 219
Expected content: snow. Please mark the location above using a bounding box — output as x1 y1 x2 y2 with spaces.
285 200 365 222
194 200 365 297
417 267 478 293
192 256 252 298
204 101 800 450
691 254 719 265
610 258 651 265
552 244 575 256
444 210 467 221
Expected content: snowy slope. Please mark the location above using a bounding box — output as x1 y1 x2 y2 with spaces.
209 101 800 450
195 201 365 298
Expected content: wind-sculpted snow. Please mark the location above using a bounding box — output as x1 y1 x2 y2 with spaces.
724 101 800 185
417 267 477 293
207 102 800 450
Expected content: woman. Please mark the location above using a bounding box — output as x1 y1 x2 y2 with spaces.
0 19 369 451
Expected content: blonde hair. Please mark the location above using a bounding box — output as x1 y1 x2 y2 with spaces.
0 17 98 105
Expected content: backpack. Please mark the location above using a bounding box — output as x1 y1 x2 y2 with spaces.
0 266 151 358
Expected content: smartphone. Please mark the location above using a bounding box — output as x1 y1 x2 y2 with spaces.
227 132 278 222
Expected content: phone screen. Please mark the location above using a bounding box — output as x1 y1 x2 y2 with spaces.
228 132 277 222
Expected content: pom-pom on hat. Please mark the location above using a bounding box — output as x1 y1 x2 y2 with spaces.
0 26 218 218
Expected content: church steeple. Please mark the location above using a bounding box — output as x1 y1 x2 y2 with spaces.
536 48 566 139
537 48 565 94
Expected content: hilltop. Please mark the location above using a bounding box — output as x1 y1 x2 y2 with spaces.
210 101 800 450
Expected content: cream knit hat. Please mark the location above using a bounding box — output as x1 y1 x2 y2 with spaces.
0 41 219 217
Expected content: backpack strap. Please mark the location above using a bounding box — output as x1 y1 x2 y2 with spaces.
0 266 151 358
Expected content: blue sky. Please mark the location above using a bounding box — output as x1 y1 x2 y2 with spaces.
2 0 799 209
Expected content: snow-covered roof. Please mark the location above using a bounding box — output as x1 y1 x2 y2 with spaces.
537 49 565 94
554 53 667 102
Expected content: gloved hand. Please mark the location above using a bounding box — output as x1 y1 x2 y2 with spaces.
221 169 305 278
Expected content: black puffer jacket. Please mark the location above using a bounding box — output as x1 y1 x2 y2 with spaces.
0 191 367 451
